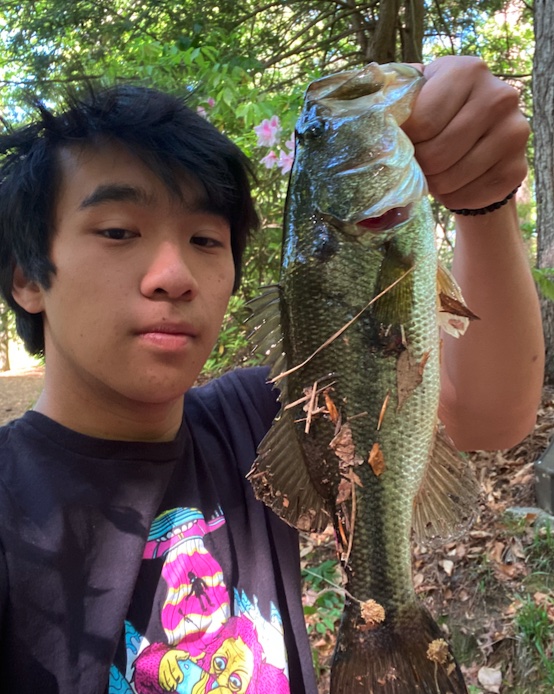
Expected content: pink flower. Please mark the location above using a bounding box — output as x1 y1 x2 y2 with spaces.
260 151 278 169
254 115 281 147
284 133 295 154
207 97 215 108
277 149 294 174
196 106 208 119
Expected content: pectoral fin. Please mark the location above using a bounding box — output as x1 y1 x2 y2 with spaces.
437 263 479 338
245 285 331 532
247 410 332 533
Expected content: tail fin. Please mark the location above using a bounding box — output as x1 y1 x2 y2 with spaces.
331 601 467 693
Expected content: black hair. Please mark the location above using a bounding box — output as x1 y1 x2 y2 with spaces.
0 83 259 355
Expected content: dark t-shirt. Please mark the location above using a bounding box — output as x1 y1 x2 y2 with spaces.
0 367 317 694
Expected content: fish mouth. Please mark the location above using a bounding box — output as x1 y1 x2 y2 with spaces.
357 204 413 232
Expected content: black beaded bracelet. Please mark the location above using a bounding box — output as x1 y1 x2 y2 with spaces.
447 186 520 216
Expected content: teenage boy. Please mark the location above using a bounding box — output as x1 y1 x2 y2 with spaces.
0 56 544 693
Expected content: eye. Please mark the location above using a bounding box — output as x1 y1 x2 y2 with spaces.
99 228 136 240
305 119 325 138
229 673 242 691
213 656 226 673
191 235 223 249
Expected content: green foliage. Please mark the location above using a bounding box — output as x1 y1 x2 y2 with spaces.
532 267 554 302
514 595 554 686
524 523 554 575
302 560 343 636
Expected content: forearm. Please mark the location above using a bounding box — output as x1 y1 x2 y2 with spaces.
439 199 544 450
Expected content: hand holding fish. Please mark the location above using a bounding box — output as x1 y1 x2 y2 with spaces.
402 55 529 212
401 58 543 453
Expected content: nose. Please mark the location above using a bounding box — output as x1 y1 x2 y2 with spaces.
140 241 199 300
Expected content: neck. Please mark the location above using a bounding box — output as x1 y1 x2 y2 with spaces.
34 380 185 443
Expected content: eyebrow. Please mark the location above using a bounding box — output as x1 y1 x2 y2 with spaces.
78 182 222 217
79 184 153 210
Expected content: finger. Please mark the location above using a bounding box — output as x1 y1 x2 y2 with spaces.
160 670 172 691
428 156 527 211
169 658 184 683
403 56 484 144
414 79 525 178
424 116 528 208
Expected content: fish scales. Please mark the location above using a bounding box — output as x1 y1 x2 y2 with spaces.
247 63 471 693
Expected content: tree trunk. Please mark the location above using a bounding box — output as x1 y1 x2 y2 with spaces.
356 0 424 64
534 0 554 380
401 0 424 62
372 0 402 63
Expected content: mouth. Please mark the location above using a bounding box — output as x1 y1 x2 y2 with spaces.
136 323 198 350
357 205 413 232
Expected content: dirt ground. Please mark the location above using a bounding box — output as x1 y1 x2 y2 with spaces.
0 367 44 425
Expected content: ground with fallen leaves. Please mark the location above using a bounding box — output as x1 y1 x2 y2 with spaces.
302 386 554 693
0 366 44 425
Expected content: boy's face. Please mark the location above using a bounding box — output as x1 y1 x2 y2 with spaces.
18 142 236 439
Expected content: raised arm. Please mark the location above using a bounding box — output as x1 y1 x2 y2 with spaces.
404 56 544 451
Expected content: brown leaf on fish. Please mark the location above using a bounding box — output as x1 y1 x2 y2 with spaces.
368 442 386 476
330 423 364 469
360 599 386 629
396 348 430 411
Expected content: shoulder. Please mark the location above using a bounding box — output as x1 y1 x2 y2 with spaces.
186 366 279 434
183 367 280 476
192 365 275 402
0 414 35 462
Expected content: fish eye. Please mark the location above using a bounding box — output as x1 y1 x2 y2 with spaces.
296 118 325 146
305 119 325 139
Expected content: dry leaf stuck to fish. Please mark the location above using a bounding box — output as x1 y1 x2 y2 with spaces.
360 599 386 628
426 638 450 665
368 442 386 476
396 349 430 410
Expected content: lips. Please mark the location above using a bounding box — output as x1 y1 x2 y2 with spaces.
136 322 198 349
139 323 196 336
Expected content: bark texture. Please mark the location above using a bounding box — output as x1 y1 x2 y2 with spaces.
534 0 554 380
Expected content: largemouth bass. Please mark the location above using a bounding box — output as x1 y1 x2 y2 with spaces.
247 63 478 693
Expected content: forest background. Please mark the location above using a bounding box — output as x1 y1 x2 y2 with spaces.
0 0 552 378
0 2 553 692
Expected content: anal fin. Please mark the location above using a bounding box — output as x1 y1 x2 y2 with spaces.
413 425 480 545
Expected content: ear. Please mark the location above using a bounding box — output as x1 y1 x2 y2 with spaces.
11 265 46 314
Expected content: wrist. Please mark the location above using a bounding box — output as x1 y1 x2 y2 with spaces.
446 186 520 216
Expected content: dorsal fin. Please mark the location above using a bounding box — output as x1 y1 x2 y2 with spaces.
245 285 285 378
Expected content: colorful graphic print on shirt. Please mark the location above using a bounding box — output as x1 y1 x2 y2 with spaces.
109 507 290 693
